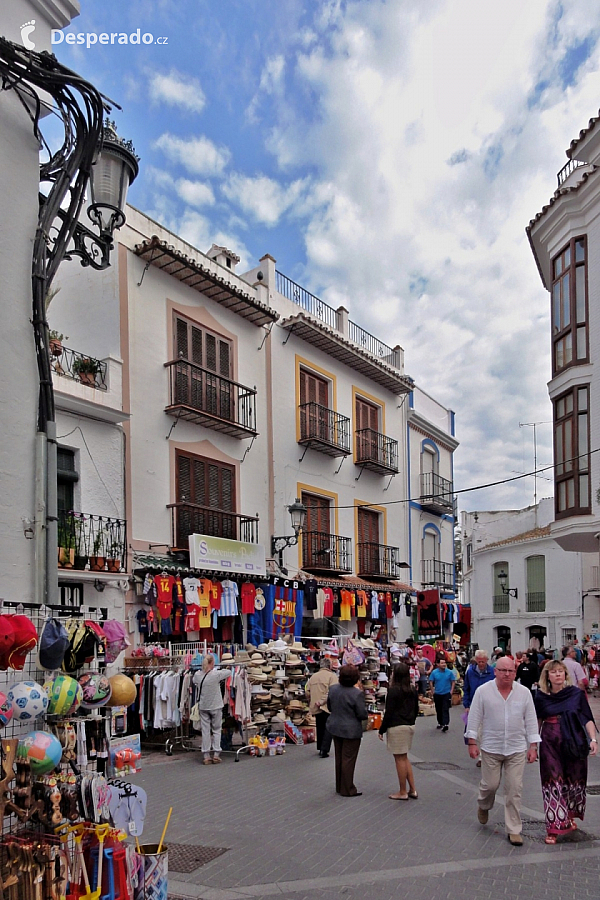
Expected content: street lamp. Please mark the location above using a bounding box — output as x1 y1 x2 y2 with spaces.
271 498 307 570
498 570 518 599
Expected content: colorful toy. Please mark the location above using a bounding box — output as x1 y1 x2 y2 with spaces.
17 731 62 775
43 674 82 716
107 673 136 707
114 747 141 772
0 691 13 727
7 680 48 720
77 671 112 709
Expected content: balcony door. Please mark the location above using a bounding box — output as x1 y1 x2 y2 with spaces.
174 316 233 420
356 396 378 460
175 451 235 547
302 492 331 568
358 506 380 574
300 369 329 441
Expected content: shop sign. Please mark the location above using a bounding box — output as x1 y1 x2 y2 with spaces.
189 533 266 576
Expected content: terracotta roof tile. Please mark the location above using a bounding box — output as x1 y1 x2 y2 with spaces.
478 525 551 551
567 109 600 159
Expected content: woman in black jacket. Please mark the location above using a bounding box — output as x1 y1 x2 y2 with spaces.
379 662 419 800
326 664 368 797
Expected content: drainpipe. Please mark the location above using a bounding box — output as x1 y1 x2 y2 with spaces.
34 432 47 606
46 421 58 606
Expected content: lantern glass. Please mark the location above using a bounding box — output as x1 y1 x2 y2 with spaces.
288 498 307 535
88 137 138 233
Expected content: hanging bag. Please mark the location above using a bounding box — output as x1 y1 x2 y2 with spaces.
343 639 365 667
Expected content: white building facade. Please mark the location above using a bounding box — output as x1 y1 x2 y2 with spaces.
460 498 587 653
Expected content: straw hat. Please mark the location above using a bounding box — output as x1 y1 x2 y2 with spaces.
250 652 265 664
269 639 288 651
285 655 302 665
234 650 251 664
221 652 234 662
258 643 269 651
245 643 257 652
290 641 305 652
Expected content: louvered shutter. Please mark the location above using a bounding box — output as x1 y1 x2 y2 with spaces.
175 318 189 404
302 493 330 568
176 454 192 547
221 467 234 538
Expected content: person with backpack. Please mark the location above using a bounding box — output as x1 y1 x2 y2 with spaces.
534 660 597 843
193 655 231 765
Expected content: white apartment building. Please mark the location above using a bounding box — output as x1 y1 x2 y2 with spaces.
460 498 590 652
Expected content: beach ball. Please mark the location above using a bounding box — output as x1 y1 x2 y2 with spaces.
44 675 82 716
7 681 48 721
0 692 12 727
106 674 136 707
17 731 62 775
78 671 111 709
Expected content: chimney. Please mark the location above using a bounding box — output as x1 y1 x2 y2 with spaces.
206 244 240 273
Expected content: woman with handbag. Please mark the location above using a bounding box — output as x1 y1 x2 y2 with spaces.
378 662 419 800
326 665 368 796
534 660 598 843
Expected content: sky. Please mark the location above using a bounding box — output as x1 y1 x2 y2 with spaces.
38 0 600 512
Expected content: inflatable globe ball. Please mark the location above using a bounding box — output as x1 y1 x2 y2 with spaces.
17 731 62 775
43 675 82 716
107 673 137 708
0 692 13 728
77 672 112 709
7 681 49 721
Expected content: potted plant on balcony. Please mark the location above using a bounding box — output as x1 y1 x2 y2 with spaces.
72 513 88 570
57 519 75 568
89 530 106 571
106 540 122 573
48 329 68 357
72 356 99 386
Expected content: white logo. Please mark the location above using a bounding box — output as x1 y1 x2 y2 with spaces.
20 20 36 50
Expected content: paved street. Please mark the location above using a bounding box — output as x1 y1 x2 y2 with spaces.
132 696 600 900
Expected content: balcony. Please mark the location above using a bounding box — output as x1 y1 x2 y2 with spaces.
57 511 127 572
357 542 401 578
420 473 454 514
355 429 398 475
165 359 257 439
493 594 510 614
298 402 351 457
526 591 546 613
302 532 352 574
50 343 107 390
168 502 259 550
422 559 454 590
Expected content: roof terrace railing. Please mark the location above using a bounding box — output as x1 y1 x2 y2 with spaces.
275 271 338 330
557 158 587 187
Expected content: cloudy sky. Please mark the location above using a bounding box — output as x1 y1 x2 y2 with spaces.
47 0 600 511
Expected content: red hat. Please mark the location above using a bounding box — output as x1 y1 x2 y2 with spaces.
7 616 38 670
0 617 15 670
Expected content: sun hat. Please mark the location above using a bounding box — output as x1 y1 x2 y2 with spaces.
245 643 257 652
234 650 251 664
221 652 234 662
250 653 265 663
290 641 304 651
258 643 269 651
270 639 288 651
38 618 70 671
285 655 302 665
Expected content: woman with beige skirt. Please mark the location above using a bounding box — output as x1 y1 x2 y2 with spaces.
378 662 419 799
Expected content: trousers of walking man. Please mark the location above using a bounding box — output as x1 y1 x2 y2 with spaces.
465 657 540 846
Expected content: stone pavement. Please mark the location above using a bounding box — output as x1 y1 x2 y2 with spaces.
132 698 600 900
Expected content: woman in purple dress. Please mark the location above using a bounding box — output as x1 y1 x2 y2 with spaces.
534 661 598 843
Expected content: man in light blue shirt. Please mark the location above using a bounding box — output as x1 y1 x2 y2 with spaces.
429 658 457 732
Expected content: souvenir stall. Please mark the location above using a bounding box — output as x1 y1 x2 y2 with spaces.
0 601 162 900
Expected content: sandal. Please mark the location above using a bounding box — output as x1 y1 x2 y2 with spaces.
408 791 418 799
545 835 557 844
389 793 409 800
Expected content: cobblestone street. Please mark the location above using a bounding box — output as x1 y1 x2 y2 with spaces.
133 698 600 900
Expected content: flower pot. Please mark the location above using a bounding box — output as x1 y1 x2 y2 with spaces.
73 555 89 571
49 339 63 357
58 547 74 568
78 370 96 386
89 556 106 571
107 558 121 573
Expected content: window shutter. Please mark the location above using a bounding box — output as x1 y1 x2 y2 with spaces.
177 454 191 502
193 459 205 506
219 340 230 377
206 334 217 372
191 326 203 366
221 468 233 511
526 556 545 594
176 318 188 359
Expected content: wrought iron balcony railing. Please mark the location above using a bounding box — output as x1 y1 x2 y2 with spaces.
357 542 400 578
50 343 107 390
355 428 398 474
299 402 351 457
57 510 126 571
557 158 587 187
347 321 401 368
168 502 259 550
302 532 352 574
493 594 510 614
422 559 454 589
526 591 546 612
275 271 339 330
420 472 454 512
165 359 257 439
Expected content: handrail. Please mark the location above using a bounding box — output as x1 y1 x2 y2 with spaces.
302 531 352 572
275 271 338 329
299 401 351 452
557 158 587 187
57 510 126 570
168 501 259 546
347 321 399 367
165 358 257 433
355 428 398 471
357 542 399 577
50 344 107 390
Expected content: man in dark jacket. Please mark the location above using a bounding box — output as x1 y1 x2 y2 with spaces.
463 650 495 766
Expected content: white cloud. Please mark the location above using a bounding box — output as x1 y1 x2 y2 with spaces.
153 133 231 175
222 173 309 226
176 178 215 207
149 69 206 114
255 0 600 509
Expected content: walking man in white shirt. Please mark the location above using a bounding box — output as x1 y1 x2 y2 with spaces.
465 657 540 846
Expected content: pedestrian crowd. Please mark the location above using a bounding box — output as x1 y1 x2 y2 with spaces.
308 641 598 847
